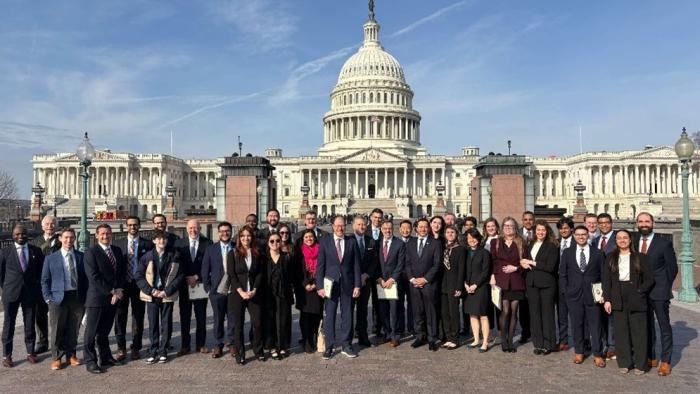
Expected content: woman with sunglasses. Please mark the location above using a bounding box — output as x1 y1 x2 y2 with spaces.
278 223 296 258
293 229 324 353
263 233 294 360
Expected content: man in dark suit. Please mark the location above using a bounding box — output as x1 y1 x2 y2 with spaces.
376 220 405 347
316 215 361 359
83 223 127 374
518 211 535 344
364 208 384 337
152 214 179 250
41 227 88 370
175 218 212 355
1 225 44 367
405 218 442 351
592 212 616 361
560 225 606 368
396 219 414 336
259 208 281 241
352 214 378 347
635 212 677 376
555 216 574 351
112 215 153 361
201 222 235 358
293 210 327 246
29 215 61 354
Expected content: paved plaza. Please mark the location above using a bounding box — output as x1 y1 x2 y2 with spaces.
0 301 698 393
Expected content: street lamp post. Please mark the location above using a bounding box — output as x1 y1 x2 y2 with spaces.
76 133 95 252
674 127 698 303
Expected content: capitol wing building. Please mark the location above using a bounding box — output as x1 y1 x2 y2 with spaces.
31 10 700 221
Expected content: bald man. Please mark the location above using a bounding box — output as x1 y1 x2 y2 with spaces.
175 219 213 355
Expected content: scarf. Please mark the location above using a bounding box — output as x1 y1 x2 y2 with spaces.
443 241 459 270
302 243 319 276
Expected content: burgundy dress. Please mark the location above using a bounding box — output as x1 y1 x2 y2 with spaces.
490 238 526 301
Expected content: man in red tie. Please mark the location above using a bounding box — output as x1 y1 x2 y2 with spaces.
635 212 677 376
83 224 126 374
375 220 405 347
1 225 44 367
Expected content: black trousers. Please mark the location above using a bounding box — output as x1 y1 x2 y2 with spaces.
378 299 399 341
2 299 36 357
229 294 263 356
264 297 292 351
114 281 145 351
526 285 557 351
178 286 208 349
440 292 461 343
396 275 413 334
83 304 117 366
49 291 84 360
355 281 373 340
209 293 234 348
519 296 531 339
147 300 173 357
35 298 49 349
569 299 603 357
614 282 648 370
647 299 673 363
410 284 438 342
299 312 322 351
556 289 569 345
370 281 382 335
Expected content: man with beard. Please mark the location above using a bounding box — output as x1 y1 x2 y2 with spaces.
152 214 179 250
635 212 677 376
260 208 281 240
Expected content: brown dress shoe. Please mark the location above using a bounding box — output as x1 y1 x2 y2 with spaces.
212 346 222 359
2 357 13 368
26 354 39 364
51 359 62 370
558 343 570 352
605 350 616 360
130 349 140 361
176 348 191 357
648 359 658 368
573 354 584 364
658 362 671 376
115 349 127 362
198 346 210 354
593 356 606 368
228 345 238 358
69 356 82 366
389 340 399 348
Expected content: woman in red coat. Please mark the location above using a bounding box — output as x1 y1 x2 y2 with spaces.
489 216 526 352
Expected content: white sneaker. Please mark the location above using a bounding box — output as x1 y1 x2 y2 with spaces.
145 356 156 364
158 356 167 363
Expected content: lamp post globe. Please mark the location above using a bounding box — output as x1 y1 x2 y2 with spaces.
77 133 95 252
675 127 698 303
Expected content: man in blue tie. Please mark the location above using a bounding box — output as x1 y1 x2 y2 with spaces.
364 208 384 336
316 215 361 359
352 215 378 347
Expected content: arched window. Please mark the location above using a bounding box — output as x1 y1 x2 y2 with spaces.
349 94 353 104
369 93 373 103
384 92 387 103
362 93 366 103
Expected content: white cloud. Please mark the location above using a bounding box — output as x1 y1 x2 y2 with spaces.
390 0 471 37
213 0 297 51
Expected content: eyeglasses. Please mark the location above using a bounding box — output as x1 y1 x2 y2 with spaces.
279 231 289 235
269 240 281 244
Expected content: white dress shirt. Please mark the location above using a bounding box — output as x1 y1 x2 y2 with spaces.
598 232 612 249
61 249 77 291
576 245 590 268
638 232 655 252
382 237 393 259
333 235 345 259
14 243 27 264
560 236 571 251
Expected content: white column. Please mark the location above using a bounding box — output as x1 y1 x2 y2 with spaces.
422 168 426 197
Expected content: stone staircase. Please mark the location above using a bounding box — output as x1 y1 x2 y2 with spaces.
657 197 700 219
349 198 397 216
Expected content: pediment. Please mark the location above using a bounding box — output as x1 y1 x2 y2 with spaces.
55 150 131 162
337 148 407 164
627 146 677 159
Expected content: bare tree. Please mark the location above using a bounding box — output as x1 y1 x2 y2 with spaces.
0 168 18 201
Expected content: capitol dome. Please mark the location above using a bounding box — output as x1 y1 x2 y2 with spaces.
318 9 425 158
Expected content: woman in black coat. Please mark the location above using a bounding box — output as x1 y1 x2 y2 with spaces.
226 225 265 365
439 225 466 349
602 229 655 375
263 233 294 360
463 228 492 352
293 229 323 353
519 219 559 355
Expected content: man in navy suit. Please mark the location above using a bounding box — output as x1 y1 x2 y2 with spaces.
635 212 677 376
592 212 616 361
560 225 606 368
405 218 442 351
200 221 235 359
316 215 361 359
112 215 153 361
175 219 213 355
375 220 405 347
1 225 44 367
41 227 88 370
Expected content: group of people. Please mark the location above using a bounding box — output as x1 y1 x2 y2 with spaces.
0 208 677 377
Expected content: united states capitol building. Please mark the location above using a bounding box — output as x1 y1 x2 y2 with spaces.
31 8 700 221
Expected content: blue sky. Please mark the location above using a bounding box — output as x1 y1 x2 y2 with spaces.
1 0 699 197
